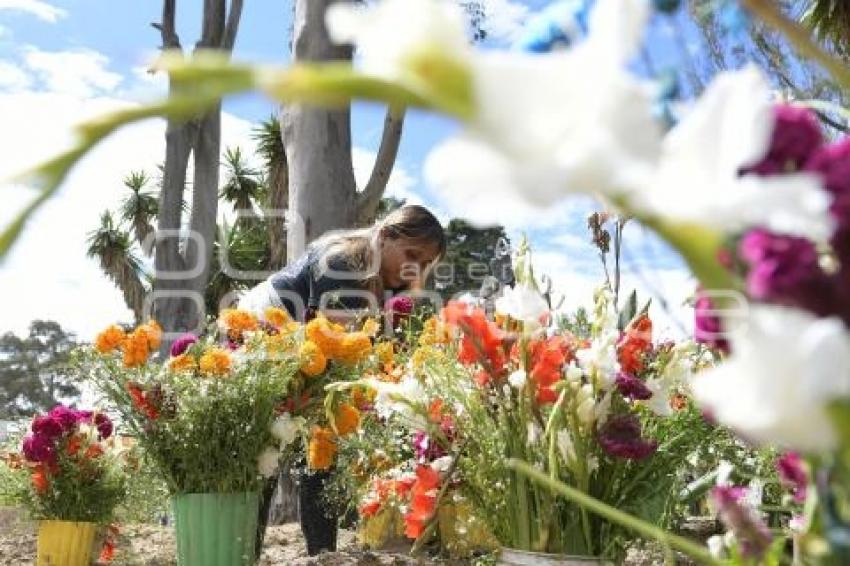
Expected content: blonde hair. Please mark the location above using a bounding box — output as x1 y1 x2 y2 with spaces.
310 205 446 294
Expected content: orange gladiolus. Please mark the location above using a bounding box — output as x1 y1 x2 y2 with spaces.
404 465 441 540
359 500 381 518
618 314 653 375
442 302 507 382
528 335 573 405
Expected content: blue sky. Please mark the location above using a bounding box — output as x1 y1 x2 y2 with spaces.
0 0 707 339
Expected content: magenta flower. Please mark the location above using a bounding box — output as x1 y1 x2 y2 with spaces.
711 485 772 560
92 412 114 439
615 372 653 401
777 452 807 504
738 228 835 316
385 295 414 328
31 415 63 439
805 138 850 266
694 292 729 354
413 431 446 461
746 105 822 176
48 405 82 432
22 434 57 464
170 333 198 357
597 415 657 460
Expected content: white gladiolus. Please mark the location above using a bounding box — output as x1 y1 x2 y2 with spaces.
257 446 281 479
495 284 549 326
271 412 303 447
693 305 850 452
508 369 528 389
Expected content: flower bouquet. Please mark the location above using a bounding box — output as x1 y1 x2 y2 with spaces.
4 405 126 566
79 310 305 565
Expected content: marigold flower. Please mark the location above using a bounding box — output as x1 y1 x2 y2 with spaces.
299 341 327 376
307 426 337 470
351 386 376 410
264 307 291 328
168 353 197 373
419 316 451 346
305 316 344 358
138 320 162 350
333 403 361 436
375 341 394 365
220 308 259 340
95 325 126 354
121 330 150 368
337 332 372 364
361 318 380 337
199 347 232 376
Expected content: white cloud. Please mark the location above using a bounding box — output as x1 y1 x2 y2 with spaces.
0 77 255 339
23 46 123 97
478 0 529 42
0 0 66 23
352 146 418 205
0 59 32 91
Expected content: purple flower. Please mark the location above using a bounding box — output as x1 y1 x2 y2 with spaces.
413 431 446 461
615 372 653 401
738 228 836 316
48 405 82 432
92 412 114 439
170 333 198 357
805 138 850 262
777 452 807 504
694 292 729 354
597 415 658 460
22 434 56 464
746 105 823 175
31 415 63 439
711 486 772 560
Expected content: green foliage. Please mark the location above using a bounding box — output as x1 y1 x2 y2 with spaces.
436 219 511 300
113 453 171 524
0 321 80 419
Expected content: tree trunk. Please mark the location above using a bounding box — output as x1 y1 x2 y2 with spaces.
283 0 358 262
268 112 289 271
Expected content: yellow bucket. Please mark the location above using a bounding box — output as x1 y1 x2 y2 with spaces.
36 520 98 566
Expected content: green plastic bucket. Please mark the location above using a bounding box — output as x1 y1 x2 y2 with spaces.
173 492 259 566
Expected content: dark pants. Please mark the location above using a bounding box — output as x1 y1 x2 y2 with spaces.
255 469 338 557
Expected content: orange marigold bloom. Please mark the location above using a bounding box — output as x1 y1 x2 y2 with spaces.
351 386 376 410
199 347 232 376
95 325 126 354
419 316 450 346
305 317 343 358
307 427 337 470
299 341 327 376
220 308 259 339
138 320 162 350
336 332 372 364
31 465 49 495
168 353 197 373
334 403 360 436
84 444 104 459
264 307 291 328
121 330 150 368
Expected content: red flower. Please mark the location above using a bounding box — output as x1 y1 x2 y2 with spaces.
84 444 104 460
404 465 441 540
125 382 160 420
66 435 83 457
359 500 381 518
442 301 507 382
527 335 572 404
31 464 49 495
618 314 653 374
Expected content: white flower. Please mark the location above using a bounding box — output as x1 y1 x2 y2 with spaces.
425 0 659 223
692 305 850 452
527 422 542 446
565 362 583 383
576 384 596 426
716 461 734 486
637 65 832 241
508 369 528 389
271 413 303 447
495 284 550 326
257 446 281 479
707 535 726 559
575 334 619 389
366 376 428 429
432 456 453 473
641 376 674 416
326 0 471 83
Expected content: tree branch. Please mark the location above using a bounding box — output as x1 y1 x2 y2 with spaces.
198 0 226 49
357 107 406 224
223 0 244 51
153 0 181 50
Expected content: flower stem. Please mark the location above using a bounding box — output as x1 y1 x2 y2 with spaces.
507 459 720 565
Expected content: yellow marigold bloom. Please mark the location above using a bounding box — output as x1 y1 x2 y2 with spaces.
334 403 360 436
199 347 232 376
351 386 377 409
220 308 259 337
307 426 337 470
299 341 327 376
305 316 344 358
419 316 450 346
264 307 291 328
375 341 394 366
361 318 380 337
121 330 150 368
138 320 162 350
337 332 372 364
95 325 126 354
168 353 197 373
